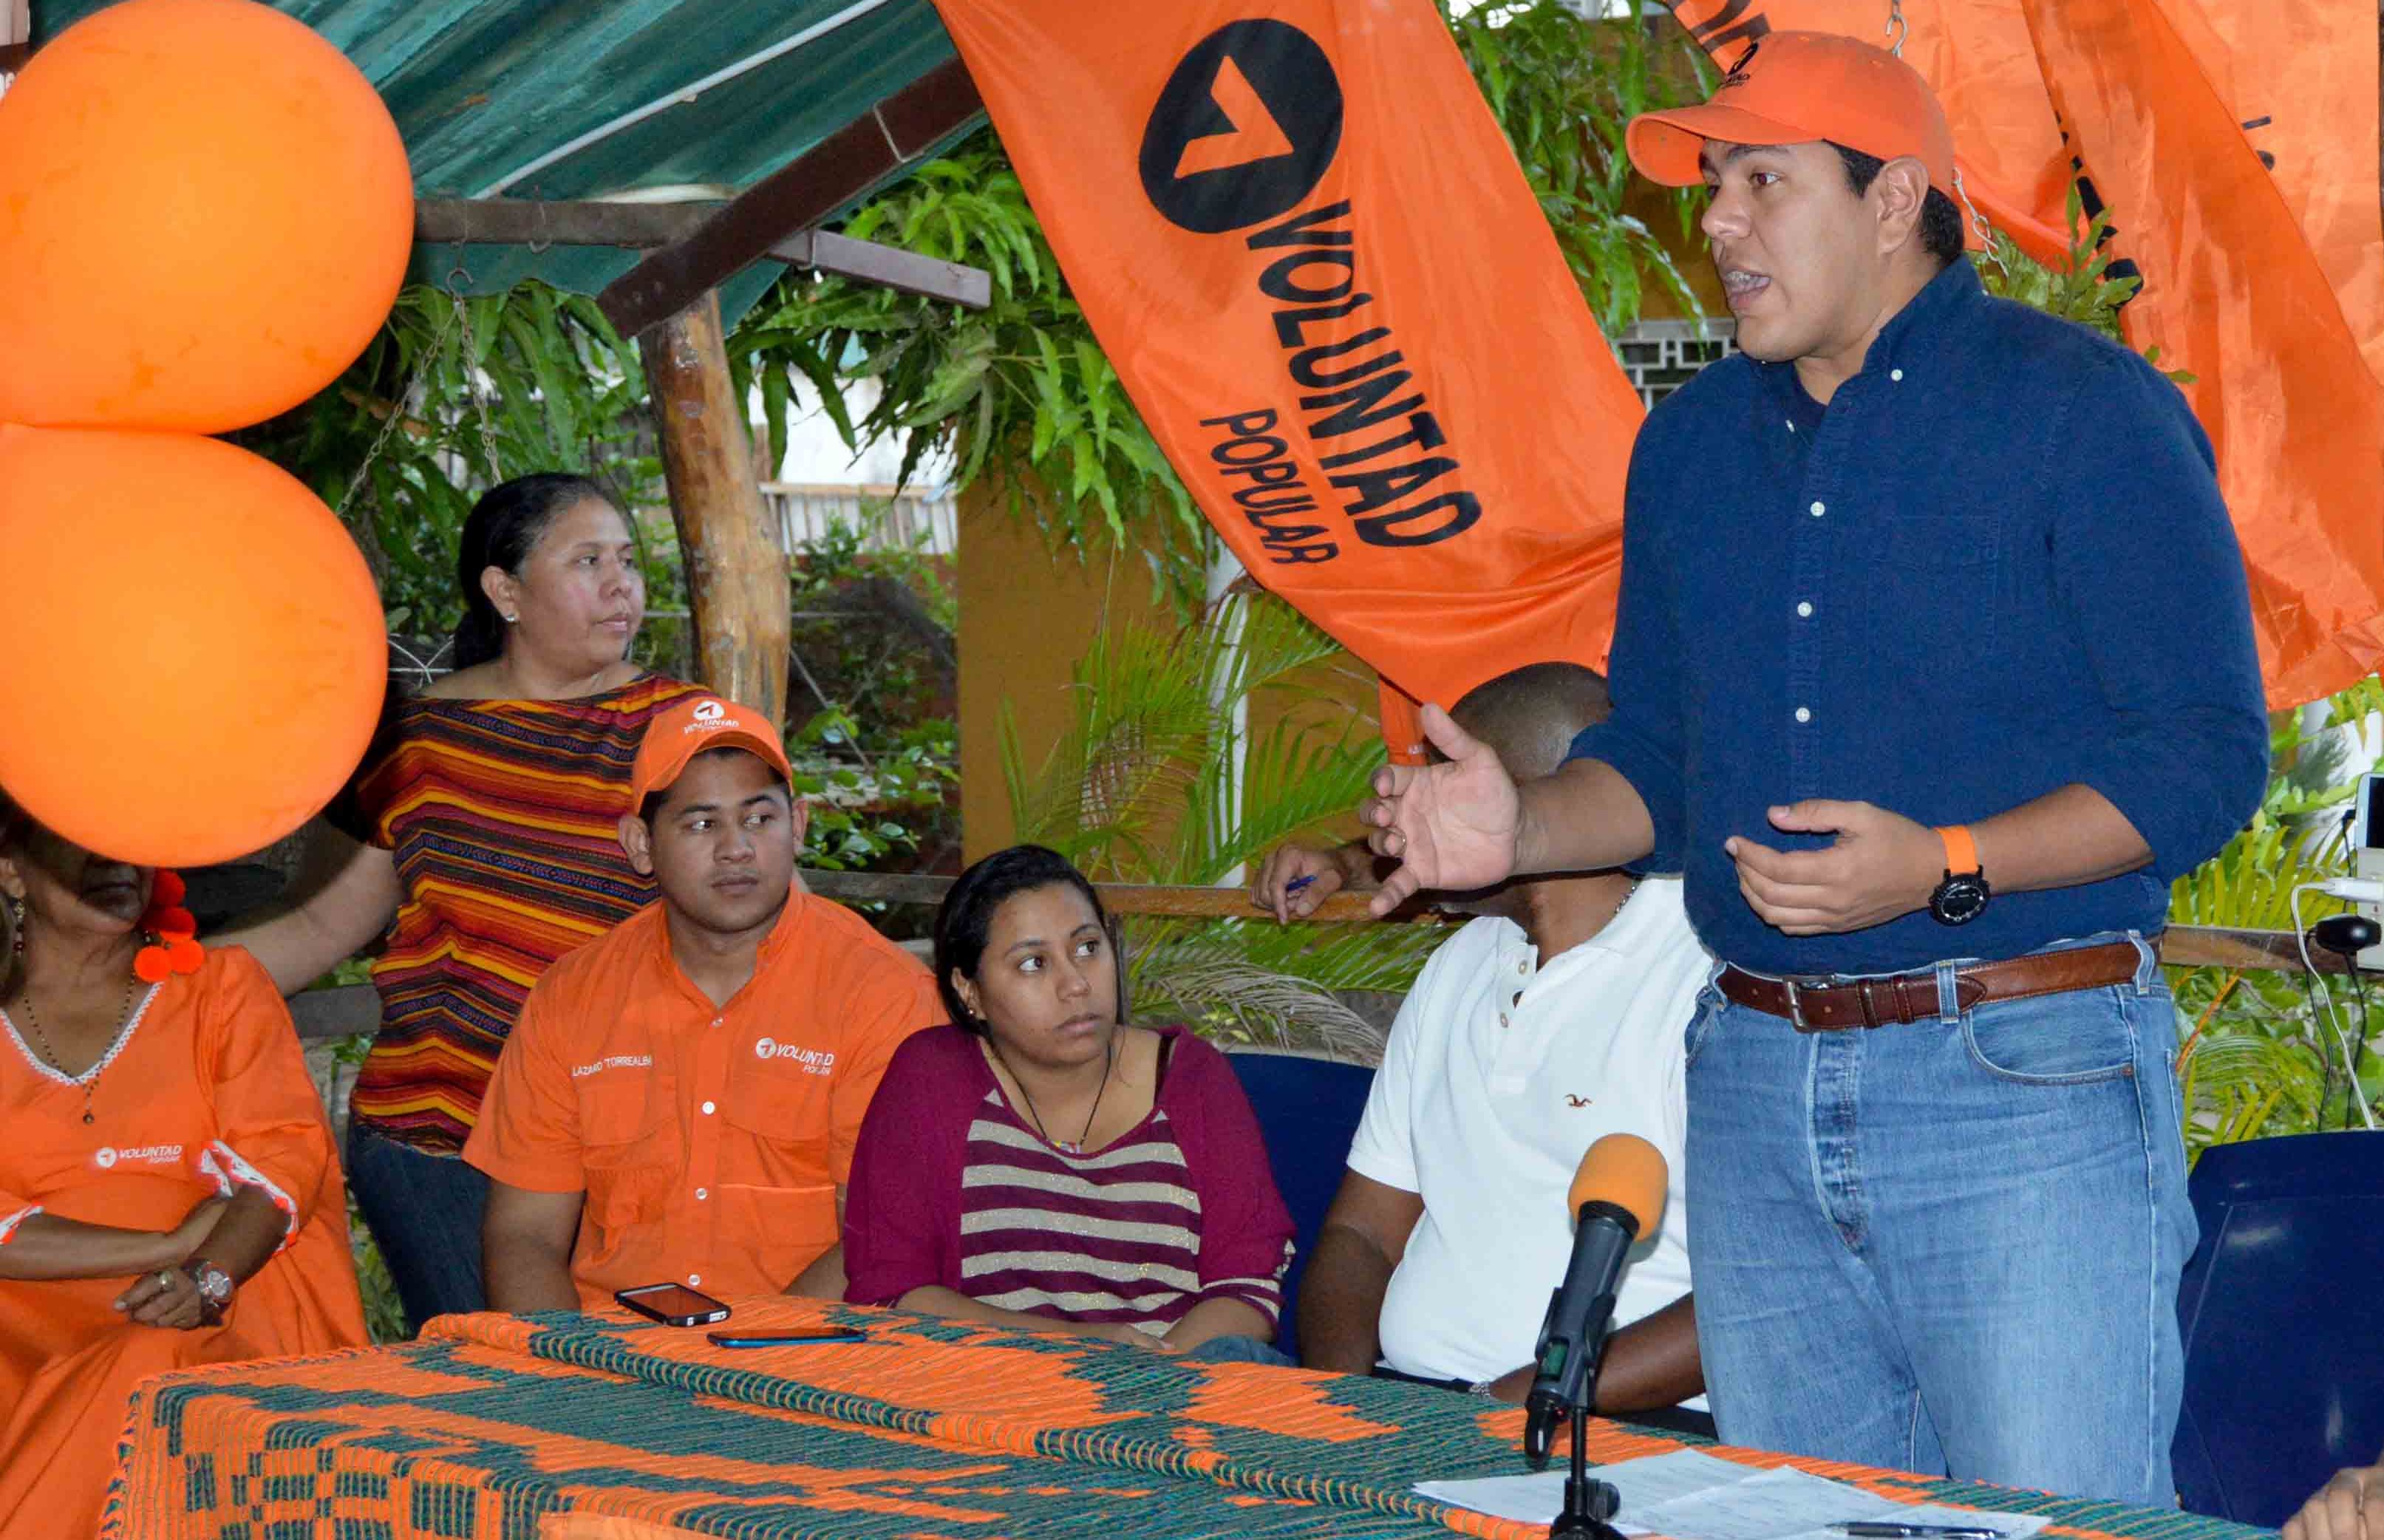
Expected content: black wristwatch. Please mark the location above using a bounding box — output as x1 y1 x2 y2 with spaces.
1928 825 1991 926
181 1258 235 1323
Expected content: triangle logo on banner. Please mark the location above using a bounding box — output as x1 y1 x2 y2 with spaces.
1173 55 1298 178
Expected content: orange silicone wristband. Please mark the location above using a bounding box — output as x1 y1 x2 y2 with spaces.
1935 824 1981 876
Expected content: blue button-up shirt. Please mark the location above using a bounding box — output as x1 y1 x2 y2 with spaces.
1569 259 2268 975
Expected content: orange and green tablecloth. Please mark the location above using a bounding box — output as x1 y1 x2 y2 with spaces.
102 1298 2273 1540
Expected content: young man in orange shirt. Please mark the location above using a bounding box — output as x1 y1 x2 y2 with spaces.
467 696 939 1311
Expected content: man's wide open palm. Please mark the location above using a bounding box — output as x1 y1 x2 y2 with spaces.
1361 705 1522 913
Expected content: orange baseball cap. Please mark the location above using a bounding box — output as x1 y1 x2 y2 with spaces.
1625 32 1956 197
630 695 794 808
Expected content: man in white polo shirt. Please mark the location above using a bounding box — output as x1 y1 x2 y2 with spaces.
1253 663 1709 1430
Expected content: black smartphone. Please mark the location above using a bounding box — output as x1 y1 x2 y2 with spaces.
705 1326 868 1348
614 1281 731 1326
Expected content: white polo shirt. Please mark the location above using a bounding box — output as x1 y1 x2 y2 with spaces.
1349 876 1709 1391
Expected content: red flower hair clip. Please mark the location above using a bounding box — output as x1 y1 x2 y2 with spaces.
134 869 203 984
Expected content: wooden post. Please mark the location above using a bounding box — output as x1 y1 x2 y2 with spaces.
0 0 31 85
639 290 790 728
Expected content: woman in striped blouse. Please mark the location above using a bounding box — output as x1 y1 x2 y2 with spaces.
842 845 1293 1349
221 474 701 1331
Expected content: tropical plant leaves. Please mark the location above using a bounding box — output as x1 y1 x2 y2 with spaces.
232 280 675 665
1004 591 1447 1056
1448 1 1709 333
2168 696 2384 1156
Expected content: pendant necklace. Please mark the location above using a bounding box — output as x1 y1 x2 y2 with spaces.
15 975 138 1125
996 1033 1117 1154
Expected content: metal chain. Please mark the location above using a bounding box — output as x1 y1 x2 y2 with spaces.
385 633 457 693
446 276 505 483
333 296 460 518
1884 0 1907 55
1950 167 2010 276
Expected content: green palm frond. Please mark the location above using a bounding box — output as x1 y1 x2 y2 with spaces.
1126 936 1387 1063
2168 818 2340 934
1009 619 1213 873
1129 915 1446 999
1005 593 1450 1055
1213 590 1349 703
2179 1031 2329 1153
1216 916 1448 993
1178 714 1384 885
2167 687 2384 1155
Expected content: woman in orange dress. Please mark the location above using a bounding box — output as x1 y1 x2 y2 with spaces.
0 805 367 1539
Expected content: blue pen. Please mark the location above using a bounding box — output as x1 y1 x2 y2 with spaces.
1284 874 1317 898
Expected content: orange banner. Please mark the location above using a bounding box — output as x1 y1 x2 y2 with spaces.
2155 0 2384 389
2023 0 2384 706
1665 0 2075 263
1662 1 2384 368
927 1 1644 757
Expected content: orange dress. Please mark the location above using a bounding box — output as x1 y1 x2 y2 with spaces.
0 947 367 1539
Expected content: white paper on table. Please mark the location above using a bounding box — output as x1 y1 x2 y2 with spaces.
1617 1465 1909 1540
1411 1471 1576 1527
1415 1448 1756 1526
1601 1451 1773 1513
1417 1453 2050 1540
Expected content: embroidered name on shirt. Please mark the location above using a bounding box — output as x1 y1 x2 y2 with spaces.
93 1143 184 1170
570 1054 654 1080
755 1038 836 1075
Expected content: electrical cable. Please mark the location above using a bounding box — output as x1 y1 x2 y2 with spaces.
2292 883 2381 1131
2344 957 2376 1131
2297 948 2339 1120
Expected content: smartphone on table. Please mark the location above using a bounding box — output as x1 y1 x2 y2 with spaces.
614 1281 731 1326
706 1327 868 1348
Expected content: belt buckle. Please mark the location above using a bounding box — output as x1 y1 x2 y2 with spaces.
1782 978 1811 1032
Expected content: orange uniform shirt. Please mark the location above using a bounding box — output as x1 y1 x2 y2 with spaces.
463 885 939 1309
0 947 366 1540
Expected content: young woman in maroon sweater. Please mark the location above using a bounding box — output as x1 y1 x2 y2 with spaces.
842 845 1292 1349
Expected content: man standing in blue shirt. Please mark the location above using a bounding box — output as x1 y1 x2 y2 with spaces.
1359 32 2266 1505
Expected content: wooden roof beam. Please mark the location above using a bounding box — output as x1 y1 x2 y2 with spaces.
413 197 990 310
593 55 984 334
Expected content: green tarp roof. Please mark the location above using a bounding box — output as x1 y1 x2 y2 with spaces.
32 0 974 314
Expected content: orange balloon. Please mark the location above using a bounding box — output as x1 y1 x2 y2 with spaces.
0 0 413 434
0 425 386 867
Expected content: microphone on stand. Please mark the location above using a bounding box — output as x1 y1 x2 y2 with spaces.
1521 1134 1669 1540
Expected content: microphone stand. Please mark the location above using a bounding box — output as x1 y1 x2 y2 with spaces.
1525 1174 1653 1540
1545 1374 1625 1540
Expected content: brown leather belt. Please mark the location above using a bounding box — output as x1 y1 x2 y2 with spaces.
1717 941 2141 1032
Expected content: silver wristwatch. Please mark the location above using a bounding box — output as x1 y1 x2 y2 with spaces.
182 1258 235 1322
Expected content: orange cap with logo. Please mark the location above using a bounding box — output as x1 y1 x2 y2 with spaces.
630 696 794 808
1625 32 1956 198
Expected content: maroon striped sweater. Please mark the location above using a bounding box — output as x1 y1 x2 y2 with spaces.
843 1024 1293 1335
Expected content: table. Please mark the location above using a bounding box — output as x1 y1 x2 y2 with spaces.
103 1299 2272 1540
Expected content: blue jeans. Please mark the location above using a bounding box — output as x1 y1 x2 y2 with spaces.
1185 1334 1297 1366
1684 933 2195 1504
347 1123 490 1333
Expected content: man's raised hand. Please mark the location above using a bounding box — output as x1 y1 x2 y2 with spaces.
1358 704 1522 916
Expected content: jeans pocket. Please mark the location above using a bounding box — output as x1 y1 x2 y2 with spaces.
1961 989 2139 1086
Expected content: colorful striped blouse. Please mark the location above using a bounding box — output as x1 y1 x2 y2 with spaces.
842 1023 1295 1335
345 672 704 1155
